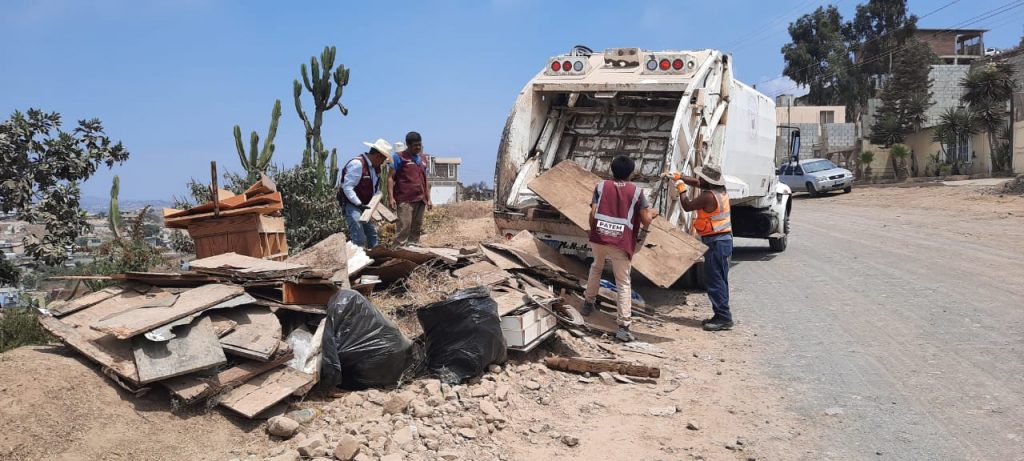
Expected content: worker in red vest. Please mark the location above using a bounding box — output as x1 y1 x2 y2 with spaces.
581 155 658 342
669 164 734 331
387 131 432 245
338 139 392 248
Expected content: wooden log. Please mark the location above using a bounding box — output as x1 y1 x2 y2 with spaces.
544 356 660 379
211 161 220 218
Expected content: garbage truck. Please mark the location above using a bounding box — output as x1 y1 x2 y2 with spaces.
492 46 793 284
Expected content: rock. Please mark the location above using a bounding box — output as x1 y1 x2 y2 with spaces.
612 374 635 384
598 372 615 384
524 380 541 390
366 389 387 405
423 379 442 397
494 384 511 401
297 434 328 458
736 437 748 446
825 407 844 416
725 443 738 451
437 451 460 460
380 454 403 461
686 421 700 431
648 405 677 417
488 364 502 374
333 434 360 461
411 401 434 418
452 416 476 428
352 454 371 461
425 395 445 407
578 377 595 384
266 449 301 461
561 435 579 447
391 425 417 447
266 416 300 438
458 428 478 439
384 392 415 415
529 424 547 433
469 382 493 398
478 400 506 423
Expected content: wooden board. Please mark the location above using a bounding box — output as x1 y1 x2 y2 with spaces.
163 352 293 403
47 284 134 317
507 230 590 279
163 203 284 229
118 272 224 287
90 284 245 339
366 246 437 265
132 316 228 384
528 160 707 288
244 173 277 197
189 252 307 279
360 258 419 284
479 245 525 271
163 192 248 219
217 306 282 361
453 261 513 286
219 367 315 418
359 193 384 222
281 282 337 305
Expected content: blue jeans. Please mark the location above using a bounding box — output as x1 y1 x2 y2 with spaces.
702 233 733 321
342 202 378 248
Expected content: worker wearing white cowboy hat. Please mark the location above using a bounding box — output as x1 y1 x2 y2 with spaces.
337 138 393 248
666 163 735 331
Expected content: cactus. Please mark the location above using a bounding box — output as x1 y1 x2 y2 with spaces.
108 175 123 240
293 46 349 188
234 99 281 184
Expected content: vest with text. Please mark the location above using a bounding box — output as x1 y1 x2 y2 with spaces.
589 180 643 257
695 190 732 237
393 151 428 203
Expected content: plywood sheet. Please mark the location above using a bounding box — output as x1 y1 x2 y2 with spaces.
507 230 589 279
91 284 245 339
189 252 307 279
163 203 283 229
163 351 292 403
133 316 227 384
453 261 512 286
528 160 706 287
47 284 134 317
219 367 315 418
218 306 282 361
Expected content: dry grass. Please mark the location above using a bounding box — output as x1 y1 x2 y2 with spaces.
369 263 475 338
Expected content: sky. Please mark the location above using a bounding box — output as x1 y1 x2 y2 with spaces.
2 0 1022 201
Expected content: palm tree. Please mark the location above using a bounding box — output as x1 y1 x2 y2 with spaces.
859 150 875 179
960 63 1017 171
932 107 980 175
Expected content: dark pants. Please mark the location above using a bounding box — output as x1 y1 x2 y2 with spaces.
702 233 733 321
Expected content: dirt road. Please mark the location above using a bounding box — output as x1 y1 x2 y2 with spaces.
731 185 1024 460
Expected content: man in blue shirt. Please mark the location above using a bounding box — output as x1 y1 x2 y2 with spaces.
338 139 392 248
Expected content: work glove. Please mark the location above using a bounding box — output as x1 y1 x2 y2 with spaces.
664 171 687 193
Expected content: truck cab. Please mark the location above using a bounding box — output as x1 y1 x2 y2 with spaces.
493 46 792 276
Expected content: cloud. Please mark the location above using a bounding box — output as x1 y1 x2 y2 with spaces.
754 75 809 99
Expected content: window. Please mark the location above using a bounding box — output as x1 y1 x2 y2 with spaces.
819 110 835 125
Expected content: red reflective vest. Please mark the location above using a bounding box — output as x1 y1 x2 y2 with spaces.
392 151 428 203
589 180 644 257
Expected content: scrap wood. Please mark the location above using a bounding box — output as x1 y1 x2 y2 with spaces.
163 202 284 229
163 350 293 404
132 316 228 384
163 191 248 219
38 315 141 384
507 230 589 279
189 252 308 279
527 160 707 288
117 271 225 287
219 366 315 418
479 245 525 271
544 356 660 378
360 257 419 284
90 284 246 340
375 203 398 222
244 173 277 197
251 298 327 315
217 306 283 361
366 246 437 265
358 193 384 223
282 281 337 305
144 293 256 342
46 283 146 317
208 314 237 337
453 260 512 286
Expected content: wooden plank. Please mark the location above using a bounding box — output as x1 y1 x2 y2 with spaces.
243 173 277 197
163 351 293 403
38 315 141 384
358 193 384 223
281 282 337 305
90 284 245 339
453 261 513 286
163 192 248 219
528 160 706 288
252 298 327 314
189 252 307 279
217 306 282 361
219 367 315 418
119 272 223 287
507 230 589 279
366 246 437 265
132 316 228 384
47 285 131 317
208 314 237 337
479 245 525 271
360 258 418 284
376 204 398 222
164 202 284 229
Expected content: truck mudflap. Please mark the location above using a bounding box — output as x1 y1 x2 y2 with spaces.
526 160 707 288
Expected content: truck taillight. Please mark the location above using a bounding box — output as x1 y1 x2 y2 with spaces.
646 59 658 71
659 59 670 70
672 59 684 70
641 53 696 75
551 61 561 72
562 60 572 71
544 57 591 76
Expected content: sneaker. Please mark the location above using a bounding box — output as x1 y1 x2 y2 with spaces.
615 326 636 342
701 315 724 325
702 319 734 331
580 301 595 316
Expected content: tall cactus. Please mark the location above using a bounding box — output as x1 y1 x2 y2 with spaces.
293 45 349 188
234 100 281 184
108 175 123 240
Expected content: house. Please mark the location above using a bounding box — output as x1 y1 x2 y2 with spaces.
913 28 987 65
775 95 856 167
0 287 23 308
427 156 462 205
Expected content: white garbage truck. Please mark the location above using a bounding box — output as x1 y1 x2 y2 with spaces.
493 46 792 284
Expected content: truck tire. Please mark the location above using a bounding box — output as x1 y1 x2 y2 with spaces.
806 181 819 197
769 212 790 252
680 262 707 290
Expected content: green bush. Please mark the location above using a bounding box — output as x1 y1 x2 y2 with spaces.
0 309 52 353
273 164 345 252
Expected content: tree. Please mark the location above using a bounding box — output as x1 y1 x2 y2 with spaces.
889 143 911 180
0 109 129 277
273 164 345 251
845 0 918 88
859 150 875 178
869 38 936 175
293 46 349 189
960 62 1017 172
234 100 281 184
932 106 980 175
782 6 860 109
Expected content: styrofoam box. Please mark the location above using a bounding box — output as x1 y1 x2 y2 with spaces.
500 307 552 330
502 314 558 347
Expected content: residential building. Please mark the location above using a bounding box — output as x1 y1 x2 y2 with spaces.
427 156 462 205
775 95 856 166
913 28 987 65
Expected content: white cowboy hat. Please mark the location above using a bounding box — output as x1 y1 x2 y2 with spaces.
363 139 393 156
694 164 726 186
393 141 407 152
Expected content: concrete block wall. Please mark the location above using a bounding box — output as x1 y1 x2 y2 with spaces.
795 123 819 159
924 65 969 127
822 123 856 152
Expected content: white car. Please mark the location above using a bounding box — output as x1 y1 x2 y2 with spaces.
778 159 854 197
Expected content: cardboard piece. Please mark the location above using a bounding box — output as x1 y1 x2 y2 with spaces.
527 160 707 287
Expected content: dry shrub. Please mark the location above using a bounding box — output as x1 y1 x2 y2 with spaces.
369 263 470 338
442 200 493 219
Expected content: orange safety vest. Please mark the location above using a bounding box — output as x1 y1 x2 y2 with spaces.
695 190 732 237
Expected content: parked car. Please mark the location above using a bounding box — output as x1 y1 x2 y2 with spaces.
777 158 854 197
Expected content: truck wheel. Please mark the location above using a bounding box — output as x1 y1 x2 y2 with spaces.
806 182 819 197
843 186 852 193
680 262 707 290
769 235 788 252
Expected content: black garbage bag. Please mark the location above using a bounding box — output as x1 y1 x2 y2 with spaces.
416 286 507 383
321 289 419 390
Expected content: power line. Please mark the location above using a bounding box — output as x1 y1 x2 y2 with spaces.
756 0 963 88
723 0 825 52
767 0 1024 97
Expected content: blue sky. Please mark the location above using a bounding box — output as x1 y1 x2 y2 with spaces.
2 0 1022 200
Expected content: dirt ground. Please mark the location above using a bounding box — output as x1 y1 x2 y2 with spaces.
1 184 1019 460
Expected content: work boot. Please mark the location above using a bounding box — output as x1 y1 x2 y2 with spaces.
701 315 724 326
580 301 595 316
702 318 734 331
615 326 636 342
